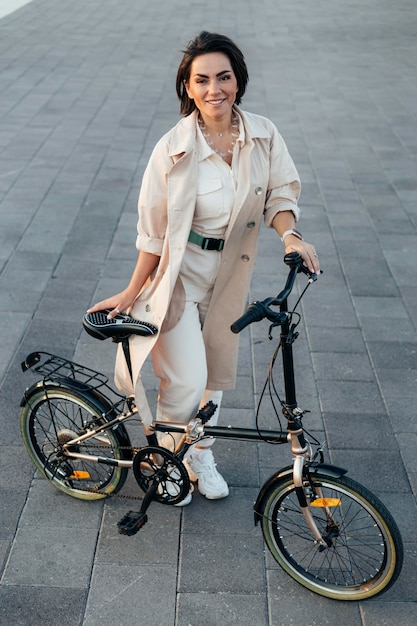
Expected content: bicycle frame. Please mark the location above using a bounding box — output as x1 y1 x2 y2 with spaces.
22 254 335 545
20 253 404 599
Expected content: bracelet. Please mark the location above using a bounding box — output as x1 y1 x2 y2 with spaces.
281 229 303 242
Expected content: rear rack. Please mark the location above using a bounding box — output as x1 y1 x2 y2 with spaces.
21 351 109 391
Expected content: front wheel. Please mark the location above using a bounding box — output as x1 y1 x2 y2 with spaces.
260 472 403 600
20 384 131 500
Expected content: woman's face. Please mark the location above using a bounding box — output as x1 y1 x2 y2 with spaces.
185 52 239 123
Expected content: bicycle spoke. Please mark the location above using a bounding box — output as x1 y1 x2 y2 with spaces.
261 473 402 599
21 386 129 500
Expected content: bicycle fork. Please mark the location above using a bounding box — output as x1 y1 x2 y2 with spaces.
290 426 331 549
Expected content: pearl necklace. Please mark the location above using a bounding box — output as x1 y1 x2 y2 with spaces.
198 112 240 158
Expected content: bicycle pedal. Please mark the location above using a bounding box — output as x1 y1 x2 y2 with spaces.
117 510 148 536
197 401 218 423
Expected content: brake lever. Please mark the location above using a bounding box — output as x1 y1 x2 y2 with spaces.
298 264 323 283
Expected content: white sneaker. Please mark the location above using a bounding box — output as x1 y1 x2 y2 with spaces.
157 466 193 507
173 486 193 507
185 449 229 499
153 435 192 505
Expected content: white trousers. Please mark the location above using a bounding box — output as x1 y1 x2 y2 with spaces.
151 244 223 448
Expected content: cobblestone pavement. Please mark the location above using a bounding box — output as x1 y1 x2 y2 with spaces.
0 0 416 624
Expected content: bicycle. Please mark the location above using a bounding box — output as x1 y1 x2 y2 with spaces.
19 252 403 601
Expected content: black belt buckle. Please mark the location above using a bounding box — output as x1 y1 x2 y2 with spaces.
202 237 224 251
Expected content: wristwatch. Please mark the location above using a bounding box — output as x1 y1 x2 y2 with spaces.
281 229 303 242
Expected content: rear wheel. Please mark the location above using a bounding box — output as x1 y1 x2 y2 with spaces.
260 472 403 600
20 385 130 500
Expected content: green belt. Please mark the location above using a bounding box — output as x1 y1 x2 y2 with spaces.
188 230 225 251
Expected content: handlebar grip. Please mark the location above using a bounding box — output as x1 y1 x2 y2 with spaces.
231 302 266 334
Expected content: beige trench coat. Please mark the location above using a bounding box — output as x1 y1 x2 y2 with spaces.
114 107 301 423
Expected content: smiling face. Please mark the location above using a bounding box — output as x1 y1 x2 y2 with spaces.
185 52 239 125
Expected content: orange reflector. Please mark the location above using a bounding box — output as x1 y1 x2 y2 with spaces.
70 471 91 479
310 498 341 507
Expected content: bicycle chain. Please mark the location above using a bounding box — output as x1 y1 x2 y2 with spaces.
79 443 140 452
66 442 185 502
70 442 145 501
70 442 185 501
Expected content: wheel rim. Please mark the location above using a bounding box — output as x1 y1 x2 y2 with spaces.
23 390 123 496
264 477 397 598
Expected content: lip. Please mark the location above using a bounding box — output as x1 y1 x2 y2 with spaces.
206 98 226 106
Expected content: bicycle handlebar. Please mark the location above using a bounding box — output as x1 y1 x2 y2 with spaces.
231 253 319 334
230 300 287 333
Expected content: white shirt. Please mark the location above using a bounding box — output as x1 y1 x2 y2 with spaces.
191 113 244 238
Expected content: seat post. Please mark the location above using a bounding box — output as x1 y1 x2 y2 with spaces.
121 337 133 383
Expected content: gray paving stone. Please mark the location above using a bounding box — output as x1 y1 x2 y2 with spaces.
84 563 177 626
369 341 417 371
378 492 417 543
96 498 181 565
177 592 268 626
317 379 386 414
0 445 34 491
0 586 88 626
312 351 375 382
19 478 104 529
1 0 416 623
3 526 98 587
0 487 28 540
376 543 417 603
357 316 417 344
179 531 265 595
384 396 417 434
308 326 367 353
182 487 260 534
361 602 417 626
377 367 417 399
17 318 81 357
0 311 32 371
324 411 396 451
330 449 410 493
0 268 51 313
267 568 363 625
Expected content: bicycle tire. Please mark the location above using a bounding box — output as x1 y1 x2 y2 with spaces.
260 472 403 600
20 384 131 500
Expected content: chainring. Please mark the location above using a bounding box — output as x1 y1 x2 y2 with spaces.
132 446 190 505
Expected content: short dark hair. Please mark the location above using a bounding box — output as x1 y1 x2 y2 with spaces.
176 31 249 116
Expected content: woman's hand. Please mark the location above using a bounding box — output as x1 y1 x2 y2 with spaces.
271 214 320 275
87 289 137 319
285 237 320 274
87 251 160 320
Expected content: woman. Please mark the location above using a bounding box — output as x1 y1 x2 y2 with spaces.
88 31 320 505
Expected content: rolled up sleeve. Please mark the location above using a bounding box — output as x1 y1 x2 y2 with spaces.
135 140 170 255
263 125 301 227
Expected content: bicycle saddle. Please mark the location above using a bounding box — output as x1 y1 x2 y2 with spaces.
83 310 158 341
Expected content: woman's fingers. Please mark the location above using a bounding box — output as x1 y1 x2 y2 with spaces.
87 297 122 316
87 291 135 319
306 245 320 274
285 241 320 273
